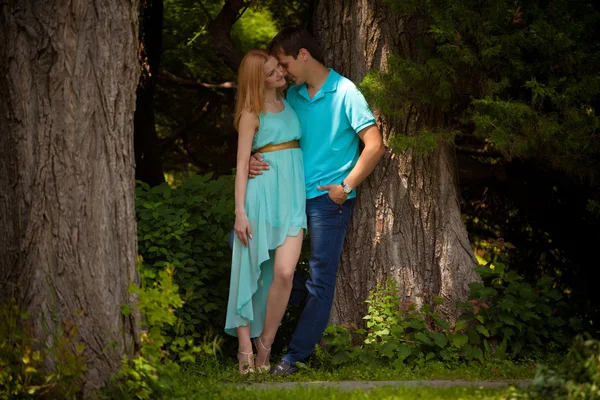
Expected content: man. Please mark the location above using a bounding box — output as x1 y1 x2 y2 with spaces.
249 28 385 376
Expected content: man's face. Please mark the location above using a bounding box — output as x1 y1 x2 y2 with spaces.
276 51 307 85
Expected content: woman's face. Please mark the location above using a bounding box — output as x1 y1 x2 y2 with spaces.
264 56 286 89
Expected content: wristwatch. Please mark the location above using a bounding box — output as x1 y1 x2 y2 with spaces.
341 181 353 195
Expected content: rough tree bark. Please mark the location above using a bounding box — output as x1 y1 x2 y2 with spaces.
0 0 140 394
134 0 165 187
314 0 480 326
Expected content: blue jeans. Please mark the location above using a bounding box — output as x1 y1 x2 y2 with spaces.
282 194 354 365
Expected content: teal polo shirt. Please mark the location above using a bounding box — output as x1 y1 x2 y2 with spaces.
286 69 376 200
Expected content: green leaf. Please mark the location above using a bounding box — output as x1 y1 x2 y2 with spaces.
454 319 468 331
380 342 398 358
331 350 350 365
476 325 490 337
432 332 448 348
391 325 405 336
435 319 450 330
396 343 413 361
452 334 469 348
467 329 481 345
375 328 390 336
414 332 432 345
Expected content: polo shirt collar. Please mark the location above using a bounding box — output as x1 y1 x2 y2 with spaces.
299 68 339 102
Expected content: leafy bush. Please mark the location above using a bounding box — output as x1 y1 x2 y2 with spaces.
135 173 235 342
459 263 575 357
318 265 574 368
103 263 221 400
525 335 600 399
361 279 473 366
0 299 86 399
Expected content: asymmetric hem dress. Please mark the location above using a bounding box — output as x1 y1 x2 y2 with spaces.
224 99 307 338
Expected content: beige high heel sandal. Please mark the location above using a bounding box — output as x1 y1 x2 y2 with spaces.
253 337 271 373
237 350 255 375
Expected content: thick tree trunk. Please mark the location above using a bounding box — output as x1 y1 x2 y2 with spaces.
0 0 140 394
314 0 480 326
134 0 165 187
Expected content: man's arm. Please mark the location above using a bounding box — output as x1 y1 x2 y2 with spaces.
318 124 385 204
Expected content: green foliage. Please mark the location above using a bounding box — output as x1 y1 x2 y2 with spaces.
161 0 305 81
389 127 457 155
318 325 358 367
459 263 575 358
135 173 235 343
0 299 86 399
363 0 600 179
175 375 511 400
111 267 184 399
317 265 572 369
231 7 278 54
525 335 600 399
359 279 480 366
103 265 221 400
161 0 233 82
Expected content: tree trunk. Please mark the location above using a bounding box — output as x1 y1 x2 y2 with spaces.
0 0 140 394
134 0 165 187
207 0 252 72
314 0 480 326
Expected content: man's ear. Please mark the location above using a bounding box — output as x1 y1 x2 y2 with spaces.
299 48 310 61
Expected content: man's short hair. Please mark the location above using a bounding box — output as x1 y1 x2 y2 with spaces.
267 27 325 65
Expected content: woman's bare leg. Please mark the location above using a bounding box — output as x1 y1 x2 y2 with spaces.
256 231 304 368
237 325 254 374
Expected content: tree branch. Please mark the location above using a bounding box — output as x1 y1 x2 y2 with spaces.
455 145 504 158
158 69 235 90
197 0 213 22
207 0 252 71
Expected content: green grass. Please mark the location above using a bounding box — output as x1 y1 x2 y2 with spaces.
102 354 549 399
173 382 514 399
162 357 539 399
186 356 538 384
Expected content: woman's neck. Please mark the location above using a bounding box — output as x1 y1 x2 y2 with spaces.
264 89 278 103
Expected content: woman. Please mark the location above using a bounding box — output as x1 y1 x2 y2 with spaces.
224 49 306 375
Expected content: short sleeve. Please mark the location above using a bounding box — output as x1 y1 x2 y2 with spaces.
344 87 376 133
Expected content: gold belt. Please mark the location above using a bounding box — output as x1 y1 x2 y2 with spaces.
256 140 300 153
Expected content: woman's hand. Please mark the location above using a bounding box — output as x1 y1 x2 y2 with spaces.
234 212 253 247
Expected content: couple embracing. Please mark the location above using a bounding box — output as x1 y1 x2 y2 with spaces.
224 27 385 376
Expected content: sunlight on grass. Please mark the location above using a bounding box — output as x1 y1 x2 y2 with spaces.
180 356 537 384
181 384 510 399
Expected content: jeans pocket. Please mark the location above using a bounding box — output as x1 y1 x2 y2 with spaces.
325 194 343 213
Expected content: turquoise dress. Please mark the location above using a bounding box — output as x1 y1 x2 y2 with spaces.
225 99 307 337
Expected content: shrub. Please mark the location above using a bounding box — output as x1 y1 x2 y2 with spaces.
360 279 476 366
103 262 221 400
135 173 235 342
527 335 600 399
459 263 575 357
318 265 574 368
0 299 86 399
